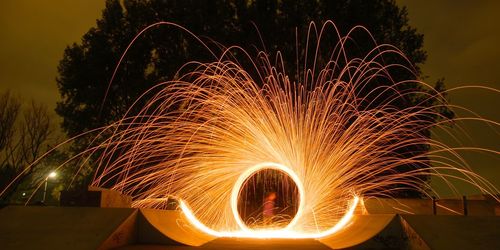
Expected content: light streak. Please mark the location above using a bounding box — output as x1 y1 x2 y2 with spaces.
2 21 498 240
230 162 305 232
179 195 359 239
80 21 500 238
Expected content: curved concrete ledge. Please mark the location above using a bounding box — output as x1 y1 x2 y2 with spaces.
319 214 397 249
138 208 215 246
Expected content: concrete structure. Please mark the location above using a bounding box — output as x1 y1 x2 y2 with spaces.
362 196 499 216
60 187 132 208
0 190 498 249
319 214 405 249
400 215 500 250
0 206 136 250
1 205 499 249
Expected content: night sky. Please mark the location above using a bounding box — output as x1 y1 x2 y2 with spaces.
0 0 498 196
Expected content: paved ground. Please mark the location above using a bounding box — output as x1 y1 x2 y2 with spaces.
120 238 331 250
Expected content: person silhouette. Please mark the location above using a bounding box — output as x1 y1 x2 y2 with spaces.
263 191 276 226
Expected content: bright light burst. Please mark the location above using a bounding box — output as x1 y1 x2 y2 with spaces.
2 21 498 239
89 21 499 238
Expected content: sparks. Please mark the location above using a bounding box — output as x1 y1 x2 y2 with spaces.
2 21 497 240
179 195 360 239
86 21 499 238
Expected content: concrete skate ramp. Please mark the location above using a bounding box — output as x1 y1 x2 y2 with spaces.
319 214 398 249
199 238 331 250
138 209 215 246
401 215 500 250
0 206 136 250
134 213 400 249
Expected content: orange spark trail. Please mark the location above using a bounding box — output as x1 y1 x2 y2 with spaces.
1 21 498 239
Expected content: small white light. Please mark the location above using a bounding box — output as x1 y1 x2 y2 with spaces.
48 171 57 178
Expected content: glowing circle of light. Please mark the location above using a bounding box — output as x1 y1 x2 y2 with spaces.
2 20 498 242
230 162 305 232
68 21 500 240
179 195 360 239
177 161 360 239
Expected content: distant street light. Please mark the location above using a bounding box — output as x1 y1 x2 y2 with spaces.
48 172 57 178
42 171 57 203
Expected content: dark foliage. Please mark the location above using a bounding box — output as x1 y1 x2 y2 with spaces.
56 0 452 197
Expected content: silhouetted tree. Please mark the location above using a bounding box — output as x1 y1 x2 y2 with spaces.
0 90 56 204
56 0 452 197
